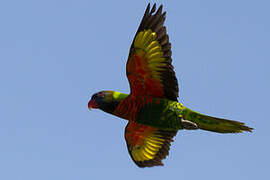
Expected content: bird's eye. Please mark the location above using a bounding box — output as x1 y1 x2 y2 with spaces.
92 94 98 99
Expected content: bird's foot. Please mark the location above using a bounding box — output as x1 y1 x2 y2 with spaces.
181 119 199 130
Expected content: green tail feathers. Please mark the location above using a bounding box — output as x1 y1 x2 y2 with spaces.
181 108 253 133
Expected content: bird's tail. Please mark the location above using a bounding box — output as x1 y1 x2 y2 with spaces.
181 107 253 133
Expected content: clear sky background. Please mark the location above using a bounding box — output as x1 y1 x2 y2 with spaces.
0 0 269 179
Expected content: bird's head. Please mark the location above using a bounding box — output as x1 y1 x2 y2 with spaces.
88 91 127 114
88 91 114 109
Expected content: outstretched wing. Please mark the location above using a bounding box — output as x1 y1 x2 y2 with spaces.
126 3 179 101
124 121 177 167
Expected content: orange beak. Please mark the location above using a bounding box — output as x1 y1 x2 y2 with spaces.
88 99 98 110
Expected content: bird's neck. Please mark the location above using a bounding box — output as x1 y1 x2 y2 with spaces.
100 91 129 115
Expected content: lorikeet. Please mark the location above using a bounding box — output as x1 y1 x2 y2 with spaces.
88 3 253 168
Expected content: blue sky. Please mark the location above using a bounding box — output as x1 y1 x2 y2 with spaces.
0 0 269 179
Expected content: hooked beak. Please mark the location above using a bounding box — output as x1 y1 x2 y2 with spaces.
88 99 98 110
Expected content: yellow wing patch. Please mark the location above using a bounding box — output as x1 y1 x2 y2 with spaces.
133 30 166 79
130 133 165 162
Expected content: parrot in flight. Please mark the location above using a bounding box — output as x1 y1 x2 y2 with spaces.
88 3 253 168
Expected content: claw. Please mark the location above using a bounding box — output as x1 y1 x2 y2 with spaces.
181 119 199 130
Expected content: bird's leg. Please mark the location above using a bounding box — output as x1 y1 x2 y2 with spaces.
181 119 199 130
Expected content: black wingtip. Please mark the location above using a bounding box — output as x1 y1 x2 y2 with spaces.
150 3 156 14
145 3 150 14
156 4 163 15
144 3 165 17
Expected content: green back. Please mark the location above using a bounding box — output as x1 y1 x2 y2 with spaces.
136 97 184 130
